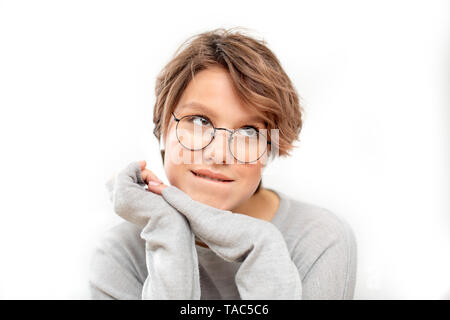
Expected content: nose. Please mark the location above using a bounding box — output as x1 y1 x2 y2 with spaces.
202 129 235 164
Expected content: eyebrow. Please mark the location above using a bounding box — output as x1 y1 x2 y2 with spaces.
178 102 266 127
179 102 218 118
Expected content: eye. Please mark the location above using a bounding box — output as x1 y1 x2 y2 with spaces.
187 115 211 126
237 126 259 137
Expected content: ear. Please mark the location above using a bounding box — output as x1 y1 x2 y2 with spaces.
160 149 165 165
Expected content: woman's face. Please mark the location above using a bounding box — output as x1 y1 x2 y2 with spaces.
162 65 269 211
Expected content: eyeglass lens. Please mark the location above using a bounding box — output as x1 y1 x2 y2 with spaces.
176 115 267 163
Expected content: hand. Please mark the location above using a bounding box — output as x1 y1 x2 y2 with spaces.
105 161 201 299
160 184 302 299
108 161 172 228
136 160 169 195
160 184 280 262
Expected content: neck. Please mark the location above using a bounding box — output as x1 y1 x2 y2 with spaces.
232 187 279 222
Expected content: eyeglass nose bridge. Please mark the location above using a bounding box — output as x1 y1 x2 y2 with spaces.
212 127 234 139
204 127 234 150
204 127 243 164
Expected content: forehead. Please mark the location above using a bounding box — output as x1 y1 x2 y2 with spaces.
176 101 265 126
174 67 266 126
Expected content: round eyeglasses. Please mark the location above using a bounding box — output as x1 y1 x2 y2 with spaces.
172 112 271 163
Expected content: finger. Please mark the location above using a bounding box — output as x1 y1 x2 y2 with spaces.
161 185 270 263
116 161 145 185
147 181 168 195
111 162 174 228
161 185 238 236
141 169 163 184
137 160 147 171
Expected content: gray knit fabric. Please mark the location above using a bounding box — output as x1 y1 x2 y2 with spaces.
104 161 200 299
90 161 357 299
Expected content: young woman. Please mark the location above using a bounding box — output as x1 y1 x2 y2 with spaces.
89 28 357 300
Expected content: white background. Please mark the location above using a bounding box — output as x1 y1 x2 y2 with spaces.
0 0 448 299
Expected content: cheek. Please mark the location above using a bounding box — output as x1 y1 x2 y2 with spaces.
163 131 188 186
166 129 180 153
165 130 197 165
164 160 178 187
234 163 263 188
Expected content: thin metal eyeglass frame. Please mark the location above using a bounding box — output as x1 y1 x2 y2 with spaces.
171 112 271 164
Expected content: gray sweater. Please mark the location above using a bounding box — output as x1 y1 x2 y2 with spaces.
89 162 357 299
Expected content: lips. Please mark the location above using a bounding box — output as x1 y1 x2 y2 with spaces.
190 169 234 183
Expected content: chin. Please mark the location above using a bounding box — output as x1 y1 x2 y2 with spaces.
189 191 232 210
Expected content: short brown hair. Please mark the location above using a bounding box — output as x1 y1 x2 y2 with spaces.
153 28 304 192
153 28 302 156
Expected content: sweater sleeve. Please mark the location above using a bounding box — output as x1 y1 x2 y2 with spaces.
91 161 201 300
161 185 302 299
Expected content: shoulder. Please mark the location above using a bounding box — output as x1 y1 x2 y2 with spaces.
274 191 357 277
275 191 356 242
90 221 147 285
94 220 145 252
292 197 356 244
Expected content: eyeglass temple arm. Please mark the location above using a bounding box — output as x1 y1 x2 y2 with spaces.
172 112 180 122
